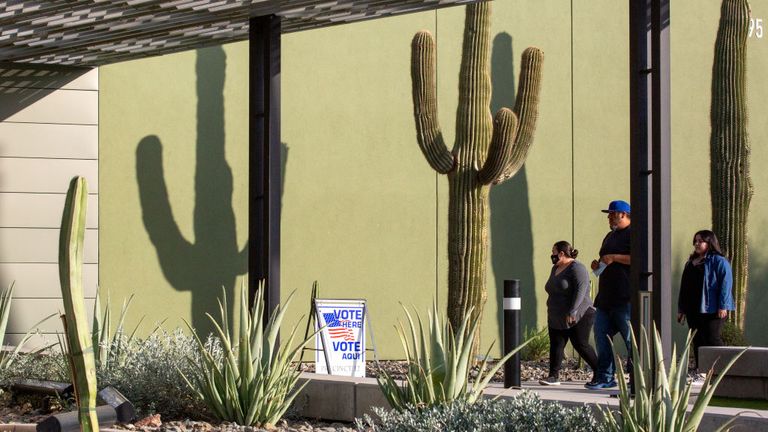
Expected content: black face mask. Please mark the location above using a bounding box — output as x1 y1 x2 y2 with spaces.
550 254 560 265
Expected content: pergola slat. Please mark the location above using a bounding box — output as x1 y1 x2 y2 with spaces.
0 0 480 66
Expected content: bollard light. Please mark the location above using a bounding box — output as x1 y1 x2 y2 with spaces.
504 279 521 388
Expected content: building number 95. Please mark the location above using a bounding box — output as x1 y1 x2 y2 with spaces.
749 17 763 39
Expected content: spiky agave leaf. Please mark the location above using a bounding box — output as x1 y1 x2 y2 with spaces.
181 280 314 426
375 301 530 410
598 324 749 432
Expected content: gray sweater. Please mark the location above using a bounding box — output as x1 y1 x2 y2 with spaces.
545 260 594 330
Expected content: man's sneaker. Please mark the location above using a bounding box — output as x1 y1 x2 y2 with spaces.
539 376 561 386
585 379 618 390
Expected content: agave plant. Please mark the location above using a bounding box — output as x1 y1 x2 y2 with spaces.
91 289 155 371
180 280 313 426
0 282 56 370
520 326 549 362
599 324 747 431
377 303 530 411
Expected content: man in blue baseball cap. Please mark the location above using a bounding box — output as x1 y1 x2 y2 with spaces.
585 200 632 390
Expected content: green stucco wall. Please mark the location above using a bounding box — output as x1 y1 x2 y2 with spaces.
100 0 768 359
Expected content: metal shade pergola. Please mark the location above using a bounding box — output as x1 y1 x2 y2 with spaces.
0 0 481 66
0 0 672 357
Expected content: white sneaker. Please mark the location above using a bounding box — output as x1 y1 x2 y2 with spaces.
539 376 561 386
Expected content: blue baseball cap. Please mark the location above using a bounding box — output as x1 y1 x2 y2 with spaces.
601 200 631 214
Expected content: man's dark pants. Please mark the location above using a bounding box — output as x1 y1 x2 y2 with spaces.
593 303 632 383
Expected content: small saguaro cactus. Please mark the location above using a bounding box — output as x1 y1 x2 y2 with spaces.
411 2 543 341
59 176 99 432
710 0 752 331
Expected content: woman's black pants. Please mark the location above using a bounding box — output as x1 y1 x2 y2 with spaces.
548 309 599 378
687 312 724 370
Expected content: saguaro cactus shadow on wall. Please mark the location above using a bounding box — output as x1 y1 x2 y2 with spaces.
489 33 537 343
411 2 543 346
710 0 752 330
135 47 247 334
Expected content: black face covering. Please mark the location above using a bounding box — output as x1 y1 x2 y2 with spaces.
550 254 560 265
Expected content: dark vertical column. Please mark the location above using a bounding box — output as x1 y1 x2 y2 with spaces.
249 15 282 321
651 0 672 358
503 280 521 388
629 0 671 358
629 0 653 337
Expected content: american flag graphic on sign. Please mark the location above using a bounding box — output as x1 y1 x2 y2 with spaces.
323 312 356 341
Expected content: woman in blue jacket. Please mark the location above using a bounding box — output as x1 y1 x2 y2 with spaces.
677 230 734 370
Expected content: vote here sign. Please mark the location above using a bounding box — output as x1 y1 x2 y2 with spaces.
315 299 366 377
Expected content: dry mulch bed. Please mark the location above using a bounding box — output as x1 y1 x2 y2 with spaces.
0 359 592 431
298 358 594 383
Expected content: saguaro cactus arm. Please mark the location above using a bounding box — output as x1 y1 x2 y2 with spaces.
710 0 752 330
411 30 455 174
59 176 99 432
494 47 544 185
477 109 518 184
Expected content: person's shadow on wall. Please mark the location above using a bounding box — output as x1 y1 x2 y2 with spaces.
135 46 247 335
489 33 537 344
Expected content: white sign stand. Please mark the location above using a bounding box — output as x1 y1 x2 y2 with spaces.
312 298 378 377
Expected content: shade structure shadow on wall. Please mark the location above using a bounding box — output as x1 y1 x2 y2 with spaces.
135 46 249 335
0 63 89 122
489 33 537 344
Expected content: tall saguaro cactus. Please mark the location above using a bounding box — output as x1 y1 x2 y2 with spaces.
411 2 543 339
59 176 99 432
710 0 752 330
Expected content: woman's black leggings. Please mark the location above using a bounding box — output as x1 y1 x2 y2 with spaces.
548 309 599 377
687 312 724 369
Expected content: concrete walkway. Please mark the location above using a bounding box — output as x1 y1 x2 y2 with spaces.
486 380 768 431
296 373 768 431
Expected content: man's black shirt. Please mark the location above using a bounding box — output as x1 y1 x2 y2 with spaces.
595 226 631 309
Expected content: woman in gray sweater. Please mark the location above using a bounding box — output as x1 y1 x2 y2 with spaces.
540 240 598 385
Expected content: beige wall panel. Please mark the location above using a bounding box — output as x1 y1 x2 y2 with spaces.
2 333 61 348
0 158 98 193
0 193 98 228
0 88 97 124
0 123 98 159
0 66 97 91
5 298 95 333
0 263 97 298
0 63 99 349
0 228 98 264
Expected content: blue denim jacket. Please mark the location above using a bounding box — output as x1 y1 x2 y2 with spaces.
700 253 735 313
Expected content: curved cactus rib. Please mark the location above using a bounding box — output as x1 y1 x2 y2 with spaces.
59 176 99 432
477 108 518 185
494 47 544 185
710 0 752 330
410 2 543 347
455 1 492 161
411 30 455 174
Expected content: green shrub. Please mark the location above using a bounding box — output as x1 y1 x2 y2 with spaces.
356 391 602 432
721 320 747 346
0 329 212 420
0 350 68 384
97 328 214 419
521 326 549 362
